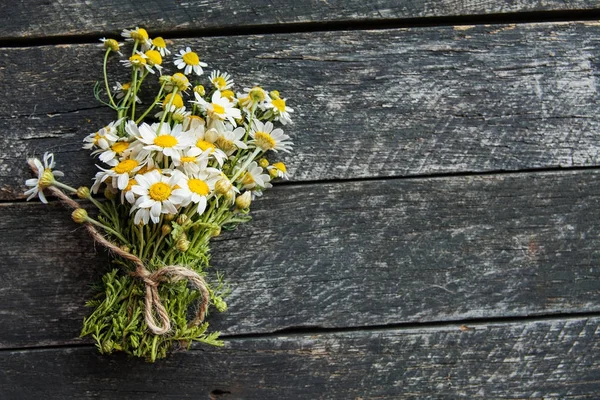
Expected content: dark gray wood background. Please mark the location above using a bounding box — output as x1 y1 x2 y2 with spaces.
1 1 600 398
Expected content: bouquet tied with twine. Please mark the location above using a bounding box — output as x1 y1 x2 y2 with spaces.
24 27 294 361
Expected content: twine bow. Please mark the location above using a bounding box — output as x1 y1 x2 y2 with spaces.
28 160 209 335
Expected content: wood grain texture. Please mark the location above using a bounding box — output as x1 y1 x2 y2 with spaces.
2 0 599 40
1 317 598 398
2 170 599 348
3 22 600 200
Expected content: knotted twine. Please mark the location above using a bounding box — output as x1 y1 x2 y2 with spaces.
28 160 209 335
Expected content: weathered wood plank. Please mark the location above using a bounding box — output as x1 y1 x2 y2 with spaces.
3 0 599 40
3 22 600 200
2 170 599 348
0 317 598 398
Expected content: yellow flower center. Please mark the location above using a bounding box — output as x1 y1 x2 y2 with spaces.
131 28 149 41
125 179 137 192
181 156 196 163
221 90 234 100
149 182 171 201
111 142 129 154
129 54 146 66
241 172 255 186
213 77 227 89
272 98 286 112
121 82 131 92
216 136 235 152
172 73 190 90
152 37 166 48
93 132 102 144
182 51 200 66
114 159 139 174
273 162 287 173
163 93 184 109
188 179 210 196
104 39 120 52
211 103 225 115
196 140 215 153
144 50 162 66
254 131 276 151
154 134 178 148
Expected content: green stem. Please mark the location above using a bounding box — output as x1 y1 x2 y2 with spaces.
136 82 167 124
230 148 261 183
85 216 130 245
103 49 118 109
157 87 178 135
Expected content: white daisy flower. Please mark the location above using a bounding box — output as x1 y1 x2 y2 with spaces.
173 147 210 176
237 86 267 110
24 152 64 203
121 27 152 48
151 37 171 57
193 91 241 126
172 168 221 215
214 126 248 156
95 157 143 192
193 128 227 166
250 120 293 153
120 52 157 74
174 47 208 76
209 70 234 91
262 93 294 125
237 161 272 191
268 162 289 179
83 119 122 150
99 38 122 55
92 139 133 164
131 170 186 224
136 122 195 162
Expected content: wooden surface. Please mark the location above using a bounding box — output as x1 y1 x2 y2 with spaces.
1 1 600 398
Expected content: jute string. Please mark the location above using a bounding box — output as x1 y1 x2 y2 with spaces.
28 160 209 335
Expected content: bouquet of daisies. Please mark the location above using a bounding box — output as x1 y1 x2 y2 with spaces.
24 27 294 361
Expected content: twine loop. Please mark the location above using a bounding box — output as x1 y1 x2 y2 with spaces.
28 160 209 335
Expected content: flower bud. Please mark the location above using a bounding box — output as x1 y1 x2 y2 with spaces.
269 90 280 99
164 213 176 222
235 191 252 210
159 75 172 85
211 225 221 237
258 158 269 169
213 297 228 313
215 178 232 196
71 208 88 224
161 224 172 236
76 186 91 199
205 128 219 143
249 86 266 102
176 236 190 252
120 245 130 253
172 73 190 91
176 214 189 226
194 85 205 96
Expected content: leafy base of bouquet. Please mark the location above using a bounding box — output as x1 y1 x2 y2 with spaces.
24 27 294 362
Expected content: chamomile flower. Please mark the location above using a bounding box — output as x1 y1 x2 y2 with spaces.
237 161 271 191
173 147 210 175
99 38 122 55
113 82 141 103
172 169 221 215
193 128 227 166
92 139 133 164
151 37 171 56
174 47 207 76
99 156 144 191
143 50 163 74
250 120 293 153
193 91 241 126
120 53 148 71
83 119 122 150
24 152 64 203
131 170 186 224
263 91 294 125
214 126 248 155
268 162 289 179
136 122 194 162
209 70 234 91
121 27 152 48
